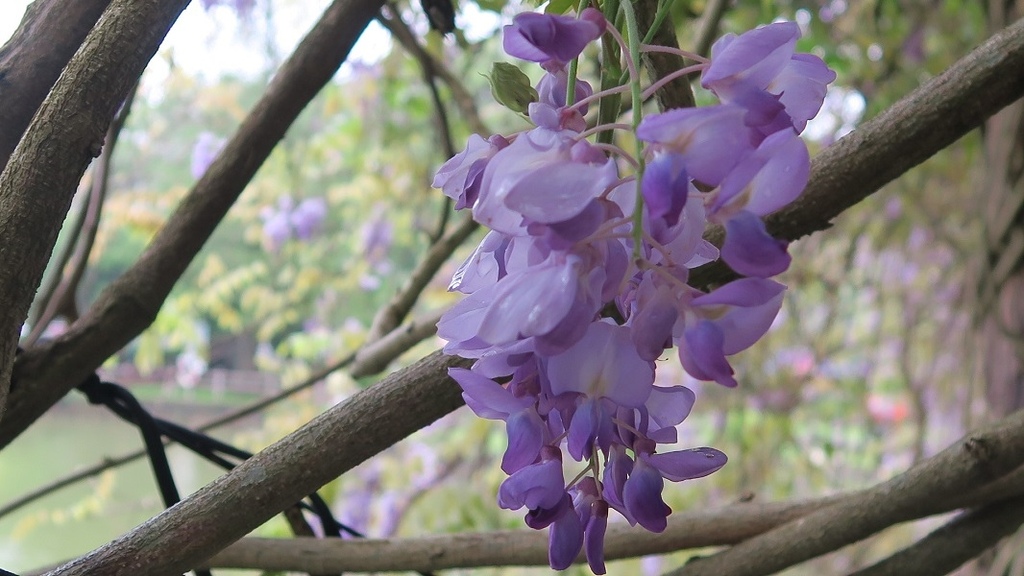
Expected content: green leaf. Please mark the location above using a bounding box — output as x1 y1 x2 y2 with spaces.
545 0 576 15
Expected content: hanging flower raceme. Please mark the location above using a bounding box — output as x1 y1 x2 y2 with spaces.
433 12 835 574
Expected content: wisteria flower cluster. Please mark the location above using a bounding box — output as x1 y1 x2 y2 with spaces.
434 9 835 573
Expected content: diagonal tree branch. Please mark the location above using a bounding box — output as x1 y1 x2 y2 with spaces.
0 310 442 521
0 0 113 173
689 15 1024 291
0 0 191 422
847 495 1024 576
45 350 472 576
664 409 1024 576
1 0 387 450
199 463 1024 573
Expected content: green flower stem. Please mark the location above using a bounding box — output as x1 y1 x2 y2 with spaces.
619 0 646 258
565 0 591 106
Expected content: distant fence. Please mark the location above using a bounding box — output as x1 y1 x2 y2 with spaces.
99 364 280 396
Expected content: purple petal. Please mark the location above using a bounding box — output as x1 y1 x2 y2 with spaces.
714 128 809 217
622 458 671 532
449 368 530 419
503 409 546 473
584 500 609 574
702 22 799 90
642 152 689 227
526 492 571 529
692 278 786 354
645 447 728 482
504 153 618 224
769 53 837 132
679 320 737 387
645 385 695 429
498 458 566 511
721 210 792 277
503 9 605 67
637 105 754 186
476 256 580 344
547 321 654 407
548 505 584 570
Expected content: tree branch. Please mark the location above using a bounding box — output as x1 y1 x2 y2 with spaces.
0 310 442 521
201 482 1024 574
0 0 112 173
1 0 386 450
26 81 138 346
688 15 1024 290
45 350 471 576
0 0 190 421
366 215 477 342
847 495 1024 576
377 10 488 136
665 409 1024 576
187 450 1024 573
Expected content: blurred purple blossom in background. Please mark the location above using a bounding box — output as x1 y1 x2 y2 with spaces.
259 194 327 252
190 132 225 180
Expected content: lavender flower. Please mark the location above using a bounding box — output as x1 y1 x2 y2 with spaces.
434 12 834 573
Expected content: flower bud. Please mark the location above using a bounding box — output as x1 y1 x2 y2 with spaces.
489 62 538 115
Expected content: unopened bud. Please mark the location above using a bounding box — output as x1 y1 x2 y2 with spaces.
489 62 537 114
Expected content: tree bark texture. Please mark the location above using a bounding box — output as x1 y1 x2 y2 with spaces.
0 0 113 173
45 350 470 576
0 0 190 422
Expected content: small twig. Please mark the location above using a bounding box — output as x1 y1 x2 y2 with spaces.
376 9 488 136
375 7 456 243
692 0 728 59
365 215 477 342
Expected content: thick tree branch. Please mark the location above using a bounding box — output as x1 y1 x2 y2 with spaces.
848 495 1024 576
636 0 696 110
202 481 1024 574
689 16 1024 290
1 0 386 450
0 0 190 421
46 350 471 576
0 0 112 173
665 409 1024 576
26 82 137 346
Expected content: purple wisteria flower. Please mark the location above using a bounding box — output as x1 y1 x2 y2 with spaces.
503 8 606 70
434 12 834 574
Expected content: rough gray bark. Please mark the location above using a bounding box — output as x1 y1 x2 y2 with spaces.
0 0 113 173
0 0 189 421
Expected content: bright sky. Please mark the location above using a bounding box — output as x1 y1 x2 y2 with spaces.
0 0 498 81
